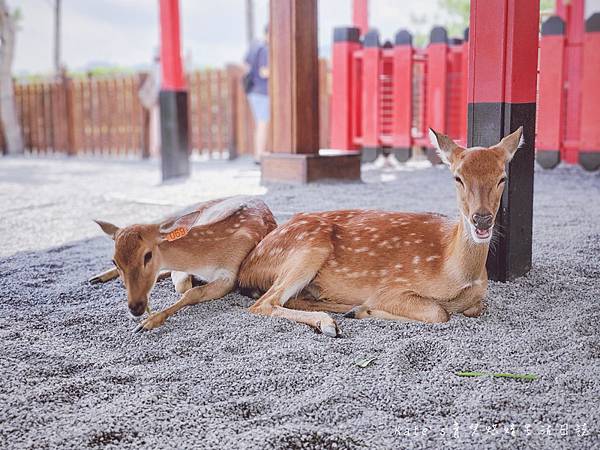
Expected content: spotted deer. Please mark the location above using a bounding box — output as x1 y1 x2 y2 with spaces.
238 127 524 337
94 196 276 332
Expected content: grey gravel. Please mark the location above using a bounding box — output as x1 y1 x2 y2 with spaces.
0 157 599 449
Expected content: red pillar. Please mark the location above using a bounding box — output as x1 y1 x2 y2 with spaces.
468 0 539 281
390 30 413 162
352 0 368 36
361 29 381 162
426 26 449 163
330 27 361 151
556 0 585 165
158 0 189 180
536 16 566 169
578 13 600 171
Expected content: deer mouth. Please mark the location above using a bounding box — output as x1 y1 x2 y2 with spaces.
475 227 492 239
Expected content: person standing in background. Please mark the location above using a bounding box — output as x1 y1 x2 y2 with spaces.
244 25 269 163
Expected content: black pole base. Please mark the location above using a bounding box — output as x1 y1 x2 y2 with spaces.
536 150 560 169
361 147 382 163
579 151 600 172
159 90 190 181
468 102 536 282
391 147 412 162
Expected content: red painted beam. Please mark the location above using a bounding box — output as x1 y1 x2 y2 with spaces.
159 0 186 91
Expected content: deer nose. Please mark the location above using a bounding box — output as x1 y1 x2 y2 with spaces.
472 213 493 230
128 302 146 317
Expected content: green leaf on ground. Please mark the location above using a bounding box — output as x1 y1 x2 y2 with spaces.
455 371 538 381
355 357 377 368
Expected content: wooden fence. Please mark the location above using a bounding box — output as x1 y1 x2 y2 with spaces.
0 61 330 157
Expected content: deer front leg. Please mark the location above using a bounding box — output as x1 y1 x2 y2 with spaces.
462 299 484 317
345 292 449 324
134 277 234 332
88 267 119 284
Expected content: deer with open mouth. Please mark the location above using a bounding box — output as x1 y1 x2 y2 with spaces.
93 196 276 332
238 127 524 337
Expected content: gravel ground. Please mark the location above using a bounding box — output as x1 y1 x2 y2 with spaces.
0 156 599 449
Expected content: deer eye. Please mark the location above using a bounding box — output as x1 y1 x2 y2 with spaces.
144 251 153 266
498 177 507 186
454 176 464 186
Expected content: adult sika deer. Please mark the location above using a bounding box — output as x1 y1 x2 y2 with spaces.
94 197 276 332
238 127 524 337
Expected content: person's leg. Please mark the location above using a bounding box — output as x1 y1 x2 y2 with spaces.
255 120 268 161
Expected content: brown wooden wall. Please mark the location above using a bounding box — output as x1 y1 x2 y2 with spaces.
0 61 330 158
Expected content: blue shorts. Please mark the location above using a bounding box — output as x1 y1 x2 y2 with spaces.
248 93 270 122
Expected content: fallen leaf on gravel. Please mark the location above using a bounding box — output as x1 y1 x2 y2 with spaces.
355 357 377 368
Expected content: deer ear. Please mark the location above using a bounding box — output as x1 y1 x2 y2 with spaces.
94 220 120 240
497 126 524 161
159 196 250 241
429 128 463 165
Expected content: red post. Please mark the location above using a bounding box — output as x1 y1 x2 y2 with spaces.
390 29 413 162
352 0 368 36
578 13 600 171
556 0 585 165
536 16 566 169
160 0 185 91
361 29 381 162
426 26 449 163
330 27 361 151
468 0 539 281
158 0 189 180
458 29 469 146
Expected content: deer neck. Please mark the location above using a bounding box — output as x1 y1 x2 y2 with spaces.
445 216 490 282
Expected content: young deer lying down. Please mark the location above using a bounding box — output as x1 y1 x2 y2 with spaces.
94 196 276 332
238 127 524 337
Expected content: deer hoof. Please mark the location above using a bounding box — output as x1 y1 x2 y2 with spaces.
133 312 167 333
318 318 340 338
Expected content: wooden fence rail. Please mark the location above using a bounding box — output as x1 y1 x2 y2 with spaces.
0 62 330 157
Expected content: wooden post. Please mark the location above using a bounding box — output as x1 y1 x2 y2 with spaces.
62 74 76 155
262 0 360 184
468 0 539 281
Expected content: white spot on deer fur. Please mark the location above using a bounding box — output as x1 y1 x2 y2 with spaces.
429 243 435 247
378 240 389 247
379 269 388 276
426 255 440 262
353 237 361 241
368 251 376 256
404 241 411 245
410 233 416 236
206 230 214 235
394 277 407 283
412 256 421 265
394 263 403 269
414 239 423 244
392 236 401 242
355 247 369 253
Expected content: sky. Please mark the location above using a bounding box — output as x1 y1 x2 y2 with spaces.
9 0 452 75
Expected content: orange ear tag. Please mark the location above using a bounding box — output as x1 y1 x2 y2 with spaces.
165 227 189 242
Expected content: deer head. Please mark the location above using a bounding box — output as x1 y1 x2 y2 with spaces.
429 127 524 244
94 197 252 317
